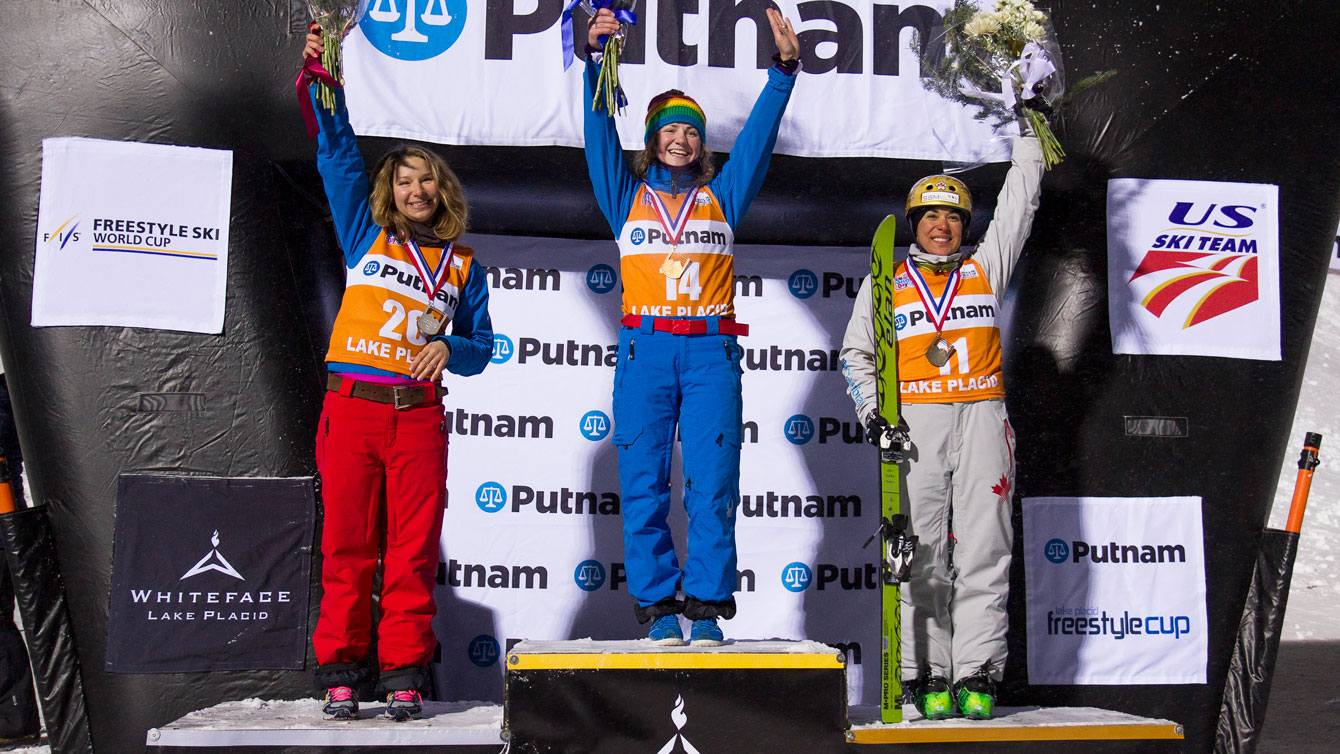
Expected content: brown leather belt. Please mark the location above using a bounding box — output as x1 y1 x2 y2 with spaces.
326 374 446 409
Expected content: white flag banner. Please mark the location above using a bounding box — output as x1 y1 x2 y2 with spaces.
342 0 1013 163
1106 178 1280 360
33 138 232 333
1023 496 1208 685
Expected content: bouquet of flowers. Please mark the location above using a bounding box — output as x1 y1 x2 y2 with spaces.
307 1 365 114
915 0 1114 169
585 0 639 115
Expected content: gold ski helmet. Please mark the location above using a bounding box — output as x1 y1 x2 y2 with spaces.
906 174 973 227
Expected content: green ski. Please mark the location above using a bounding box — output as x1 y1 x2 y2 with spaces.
865 215 916 724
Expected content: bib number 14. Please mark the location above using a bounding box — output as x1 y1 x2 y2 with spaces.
665 261 703 301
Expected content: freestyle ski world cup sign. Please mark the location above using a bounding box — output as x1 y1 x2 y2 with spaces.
341 0 1014 163
33 138 232 333
1106 178 1281 360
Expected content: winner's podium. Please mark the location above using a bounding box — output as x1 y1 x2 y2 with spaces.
503 638 849 753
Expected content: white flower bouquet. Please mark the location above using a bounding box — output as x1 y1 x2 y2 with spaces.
307 1 366 114
915 0 1114 169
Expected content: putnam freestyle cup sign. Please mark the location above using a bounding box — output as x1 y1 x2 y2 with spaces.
341 0 1013 163
1106 178 1280 360
1023 496 1208 685
33 137 232 333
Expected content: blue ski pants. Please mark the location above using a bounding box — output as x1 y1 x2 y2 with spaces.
612 325 744 607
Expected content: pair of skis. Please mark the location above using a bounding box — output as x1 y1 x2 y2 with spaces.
863 216 916 724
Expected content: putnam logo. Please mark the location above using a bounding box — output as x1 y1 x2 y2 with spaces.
361 0 467 62
630 228 646 245
468 635 500 667
587 264 618 293
491 334 514 364
475 482 507 513
784 414 814 445
363 260 380 276
579 410 611 441
1129 250 1259 328
781 562 813 592
788 269 818 299
574 560 606 591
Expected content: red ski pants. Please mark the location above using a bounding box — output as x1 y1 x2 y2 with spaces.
312 390 447 671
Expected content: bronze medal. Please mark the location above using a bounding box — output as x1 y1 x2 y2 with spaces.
925 337 956 367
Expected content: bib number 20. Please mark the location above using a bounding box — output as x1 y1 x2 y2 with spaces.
379 299 428 346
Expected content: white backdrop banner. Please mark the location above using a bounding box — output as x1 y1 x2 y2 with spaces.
432 233 888 702
1022 496 1208 685
33 138 232 333
342 0 1014 163
1106 178 1280 360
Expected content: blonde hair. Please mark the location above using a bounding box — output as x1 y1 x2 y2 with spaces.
633 138 718 187
369 146 468 243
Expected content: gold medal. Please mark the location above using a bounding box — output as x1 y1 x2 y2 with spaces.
659 248 690 280
925 337 956 367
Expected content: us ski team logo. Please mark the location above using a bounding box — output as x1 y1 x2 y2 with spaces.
1128 250 1259 328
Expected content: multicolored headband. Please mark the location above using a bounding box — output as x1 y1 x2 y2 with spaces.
644 90 706 143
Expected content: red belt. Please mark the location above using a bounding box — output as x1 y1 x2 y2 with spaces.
620 315 749 336
327 374 446 409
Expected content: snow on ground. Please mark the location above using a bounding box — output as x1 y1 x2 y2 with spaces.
1266 270 1340 641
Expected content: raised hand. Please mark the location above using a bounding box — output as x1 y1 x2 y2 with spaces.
766 8 799 62
588 8 622 51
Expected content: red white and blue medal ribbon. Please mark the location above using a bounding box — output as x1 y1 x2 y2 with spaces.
643 183 699 279
904 260 961 366
400 235 454 336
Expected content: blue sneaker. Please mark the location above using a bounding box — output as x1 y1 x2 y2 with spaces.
689 618 724 646
648 614 685 646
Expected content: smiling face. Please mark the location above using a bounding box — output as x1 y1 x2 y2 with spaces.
393 156 439 224
654 123 703 168
915 208 965 256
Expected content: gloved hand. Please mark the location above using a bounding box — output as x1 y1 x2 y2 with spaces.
864 415 911 464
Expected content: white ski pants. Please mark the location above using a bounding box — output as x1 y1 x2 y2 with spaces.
899 398 1015 683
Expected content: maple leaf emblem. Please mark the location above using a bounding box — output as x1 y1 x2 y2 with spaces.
991 475 1013 504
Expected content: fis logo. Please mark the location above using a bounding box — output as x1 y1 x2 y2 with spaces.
361 0 468 62
784 414 814 445
781 562 813 592
467 634 500 667
788 269 818 299
587 264 617 294
1044 538 1070 564
579 410 611 441
475 482 507 513
574 560 606 591
42 215 81 250
630 228 646 245
1129 251 1259 328
491 334 514 364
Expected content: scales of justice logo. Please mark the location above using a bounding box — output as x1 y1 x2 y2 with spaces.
655 695 702 754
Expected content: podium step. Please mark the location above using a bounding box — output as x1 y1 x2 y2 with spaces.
504 639 849 754
848 704 1185 745
145 698 503 751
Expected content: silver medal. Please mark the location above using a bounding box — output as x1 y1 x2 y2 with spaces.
925 337 956 367
417 306 447 337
